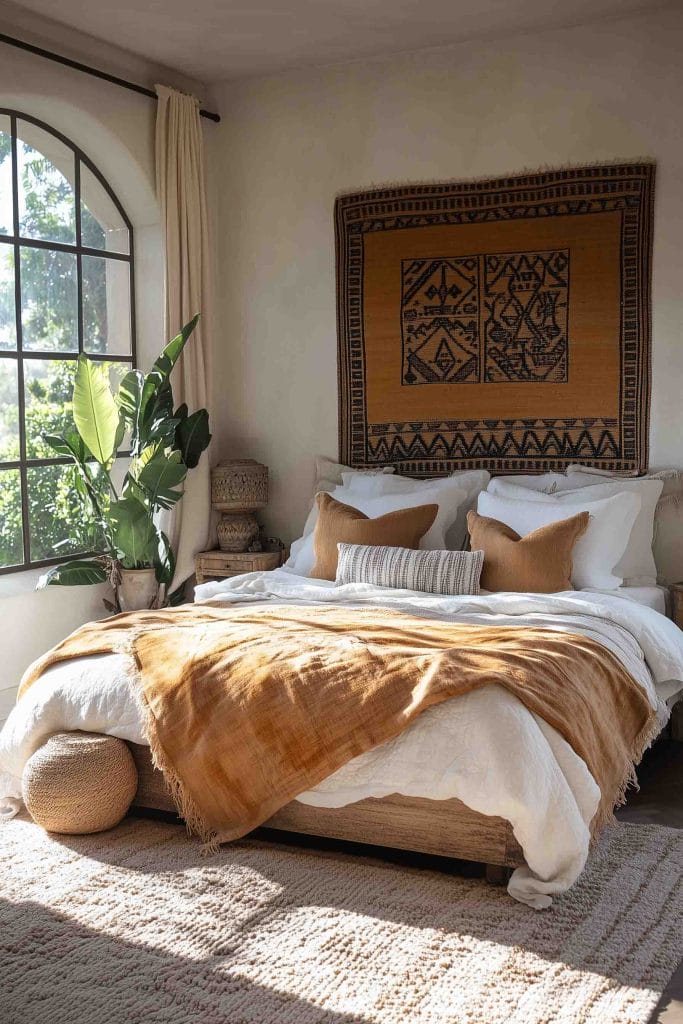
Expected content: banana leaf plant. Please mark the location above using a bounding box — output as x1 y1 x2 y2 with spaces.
36 314 211 609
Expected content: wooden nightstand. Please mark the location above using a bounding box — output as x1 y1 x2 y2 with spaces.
670 583 683 631
667 584 683 741
195 548 282 584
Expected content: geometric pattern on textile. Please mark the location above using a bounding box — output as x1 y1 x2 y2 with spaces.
335 542 484 596
401 257 480 384
401 249 569 385
484 249 569 383
336 162 655 475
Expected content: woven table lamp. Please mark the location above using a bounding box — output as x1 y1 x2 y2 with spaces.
211 459 269 552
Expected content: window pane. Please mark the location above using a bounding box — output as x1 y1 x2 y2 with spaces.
27 463 84 561
0 242 16 350
21 246 78 351
82 255 131 355
0 114 12 236
80 164 129 254
24 359 76 459
0 357 19 461
0 468 23 567
16 120 75 244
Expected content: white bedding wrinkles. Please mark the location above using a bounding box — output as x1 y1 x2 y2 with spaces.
1 569 681 909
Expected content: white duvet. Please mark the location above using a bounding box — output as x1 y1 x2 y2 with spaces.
1 569 682 910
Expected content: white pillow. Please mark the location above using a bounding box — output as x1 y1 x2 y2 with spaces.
563 465 683 585
565 465 638 480
487 477 663 586
490 472 578 493
340 469 490 550
476 490 641 590
294 458 397 552
315 456 394 489
285 481 467 577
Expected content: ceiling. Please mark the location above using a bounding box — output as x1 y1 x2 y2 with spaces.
6 0 671 83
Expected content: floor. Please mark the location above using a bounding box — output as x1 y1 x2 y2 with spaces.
134 733 683 1023
616 735 683 1023
255 734 683 1024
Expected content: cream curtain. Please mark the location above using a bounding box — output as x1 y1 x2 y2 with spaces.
155 84 213 591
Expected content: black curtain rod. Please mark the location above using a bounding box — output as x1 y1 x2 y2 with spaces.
0 31 221 123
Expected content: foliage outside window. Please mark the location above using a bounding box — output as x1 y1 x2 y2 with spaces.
0 110 135 573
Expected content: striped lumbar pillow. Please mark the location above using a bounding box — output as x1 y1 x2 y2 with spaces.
335 543 484 596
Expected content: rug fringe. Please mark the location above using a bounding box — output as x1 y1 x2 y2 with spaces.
335 158 656 200
123 633 219 853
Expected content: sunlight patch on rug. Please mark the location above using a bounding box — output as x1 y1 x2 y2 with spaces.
0 815 681 1023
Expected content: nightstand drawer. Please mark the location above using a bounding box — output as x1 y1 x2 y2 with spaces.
195 549 281 584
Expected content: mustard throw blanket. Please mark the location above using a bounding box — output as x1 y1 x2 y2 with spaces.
20 604 658 847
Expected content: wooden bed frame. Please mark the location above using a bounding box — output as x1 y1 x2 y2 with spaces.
119 675 683 885
128 742 525 883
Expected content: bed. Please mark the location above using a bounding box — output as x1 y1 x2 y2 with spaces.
126 581 674 885
2 563 681 909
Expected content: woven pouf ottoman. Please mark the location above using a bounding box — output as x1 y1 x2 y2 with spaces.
22 732 138 834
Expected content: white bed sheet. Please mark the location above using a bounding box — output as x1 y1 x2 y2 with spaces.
1 570 681 910
587 585 668 616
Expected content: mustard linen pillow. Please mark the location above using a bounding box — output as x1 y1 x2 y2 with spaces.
467 509 589 593
311 492 437 581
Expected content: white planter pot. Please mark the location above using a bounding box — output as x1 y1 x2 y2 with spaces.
117 568 159 612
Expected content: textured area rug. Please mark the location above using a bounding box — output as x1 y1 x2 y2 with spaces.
0 816 681 1024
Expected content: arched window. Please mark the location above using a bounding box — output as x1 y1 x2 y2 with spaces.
0 110 135 574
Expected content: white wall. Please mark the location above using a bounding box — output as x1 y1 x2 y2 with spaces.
208 7 683 547
0 6 216 722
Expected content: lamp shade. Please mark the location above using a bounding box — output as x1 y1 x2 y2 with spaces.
211 459 268 511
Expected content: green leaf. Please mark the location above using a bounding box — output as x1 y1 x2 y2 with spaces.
147 414 179 450
139 373 164 428
42 429 92 464
150 379 175 422
109 497 158 568
37 560 108 588
43 429 109 533
121 474 148 505
175 408 211 469
167 581 186 606
118 369 145 422
138 450 187 511
73 355 120 466
152 314 200 379
118 370 157 453
113 410 126 454
155 530 176 586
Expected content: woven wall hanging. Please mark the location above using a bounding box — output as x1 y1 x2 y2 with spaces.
335 163 655 475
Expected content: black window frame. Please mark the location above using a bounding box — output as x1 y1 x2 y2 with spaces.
0 108 136 575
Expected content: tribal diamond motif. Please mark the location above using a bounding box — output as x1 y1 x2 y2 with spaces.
485 250 569 383
401 250 569 386
401 258 479 384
